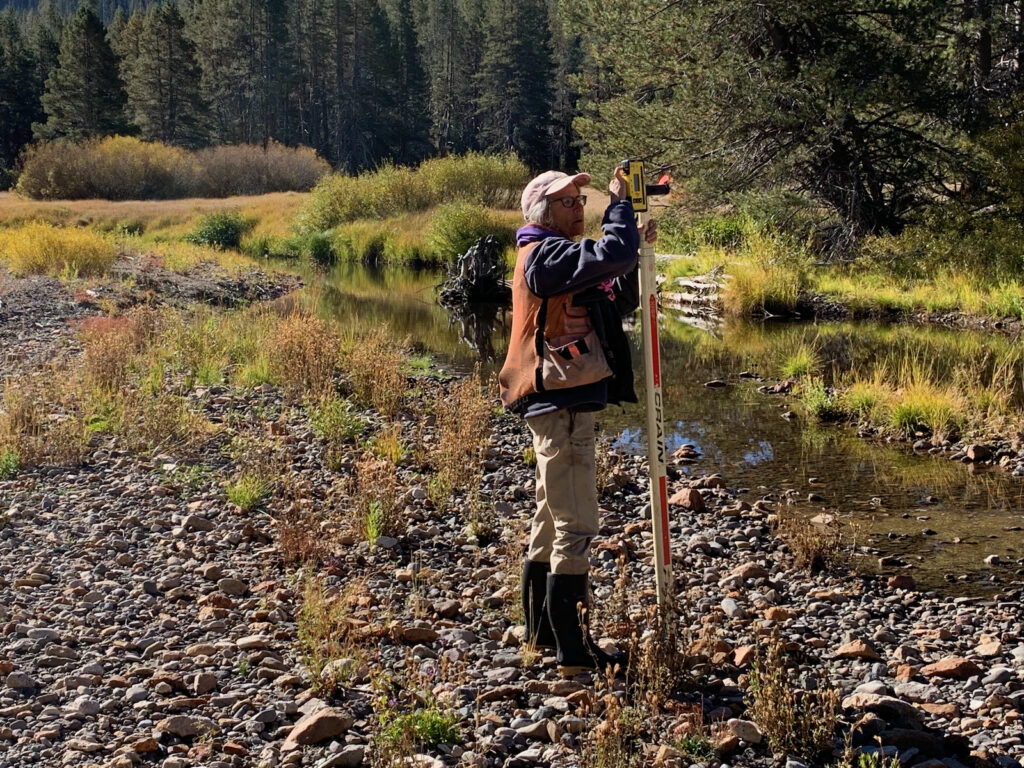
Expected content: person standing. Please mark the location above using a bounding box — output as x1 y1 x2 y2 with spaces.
499 168 656 676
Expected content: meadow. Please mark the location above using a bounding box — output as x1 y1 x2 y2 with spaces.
4 148 1024 451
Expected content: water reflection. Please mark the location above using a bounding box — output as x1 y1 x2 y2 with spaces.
442 302 508 362
307 263 1023 594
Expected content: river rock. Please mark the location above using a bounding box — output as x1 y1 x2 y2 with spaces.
841 693 923 723
217 577 248 595
66 738 104 752
668 487 705 512
835 639 881 660
400 625 439 644
5 671 36 689
966 444 992 461
727 718 763 744
154 715 217 738
920 657 983 679
66 695 101 716
887 574 917 590
976 639 1003 657
283 708 354 749
729 562 770 582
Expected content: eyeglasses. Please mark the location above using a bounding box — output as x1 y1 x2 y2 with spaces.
553 194 587 208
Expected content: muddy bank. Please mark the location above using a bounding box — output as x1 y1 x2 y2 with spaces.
0 259 301 392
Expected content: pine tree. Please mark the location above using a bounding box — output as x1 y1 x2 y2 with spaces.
475 0 552 168
412 0 482 154
547 2 581 170
186 0 254 143
569 0 970 238
109 8 144 94
0 10 38 176
381 0 431 163
285 0 336 159
28 0 63 95
331 0 404 171
34 1 129 141
123 2 206 146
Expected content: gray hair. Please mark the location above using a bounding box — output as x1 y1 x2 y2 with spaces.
525 197 552 227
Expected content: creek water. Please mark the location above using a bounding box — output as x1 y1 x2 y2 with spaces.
314 262 1024 595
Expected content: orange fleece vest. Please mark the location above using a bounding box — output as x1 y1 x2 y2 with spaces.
499 242 607 410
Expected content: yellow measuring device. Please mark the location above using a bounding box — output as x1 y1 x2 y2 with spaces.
621 159 672 610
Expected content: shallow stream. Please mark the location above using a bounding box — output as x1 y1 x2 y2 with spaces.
313 262 1024 594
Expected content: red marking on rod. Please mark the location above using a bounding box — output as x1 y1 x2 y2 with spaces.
649 294 660 387
658 476 670 564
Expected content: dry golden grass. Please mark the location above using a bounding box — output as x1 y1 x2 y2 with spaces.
297 573 367 697
427 371 493 508
139 240 259 274
355 453 404 542
77 310 162 390
0 221 118 277
268 313 341 399
344 325 408 417
0 191 306 234
749 626 839 760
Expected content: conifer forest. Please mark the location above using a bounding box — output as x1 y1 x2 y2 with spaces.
3 0 1024 241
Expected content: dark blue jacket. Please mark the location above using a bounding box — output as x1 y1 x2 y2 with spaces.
516 200 641 418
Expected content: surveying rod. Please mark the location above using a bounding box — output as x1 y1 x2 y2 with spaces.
622 159 672 610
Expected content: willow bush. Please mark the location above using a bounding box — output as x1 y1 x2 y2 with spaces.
16 137 329 200
296 153 528 233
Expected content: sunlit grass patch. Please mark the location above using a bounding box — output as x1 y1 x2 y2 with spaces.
781 344 819 379
811 265 1024 320
331 220 389 263
133 240 257 274
799 378 846 421
226 472 272 511
0 222 118 277
0 449 19 479
427 202 516 262
980 280 1024 320
327 206 520 266
0 189 305 227
887 381 963 439
308 394 367 444
722 258 802 315
675 222 808 316
378 709 461 751
840 378 889 421
297 152 527 232
661 252 719 283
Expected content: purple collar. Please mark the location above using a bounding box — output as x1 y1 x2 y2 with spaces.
516 224 565 247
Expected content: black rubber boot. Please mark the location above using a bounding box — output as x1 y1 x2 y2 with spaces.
521 559 556 649
546 573 627 677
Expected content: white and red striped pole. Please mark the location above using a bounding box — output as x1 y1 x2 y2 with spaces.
624 160 672 610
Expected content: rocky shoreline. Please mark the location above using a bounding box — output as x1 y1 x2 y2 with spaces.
0 264 1022 768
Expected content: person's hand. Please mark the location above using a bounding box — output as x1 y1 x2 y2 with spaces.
643 219 658 244
608 168 627 203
